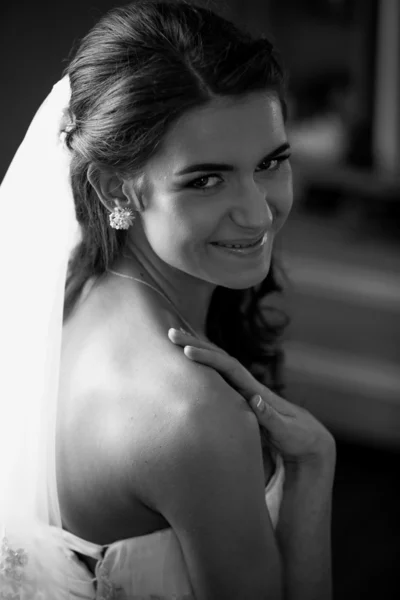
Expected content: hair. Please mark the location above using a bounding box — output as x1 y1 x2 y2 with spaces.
63 0 290 399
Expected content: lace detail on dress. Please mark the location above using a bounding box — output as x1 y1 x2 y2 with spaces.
0 536 28 599
61 457 284 600
95 559 193 600
96 560 119 600
0 527 96 600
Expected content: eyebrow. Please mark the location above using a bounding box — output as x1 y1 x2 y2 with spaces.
174 142 291 176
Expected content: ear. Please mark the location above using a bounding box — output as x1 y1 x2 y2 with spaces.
87 165 141 212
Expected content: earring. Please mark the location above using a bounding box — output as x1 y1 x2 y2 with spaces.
109 206 135 230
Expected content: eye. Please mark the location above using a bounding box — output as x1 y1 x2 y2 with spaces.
256 154 291 173
187 174 222 191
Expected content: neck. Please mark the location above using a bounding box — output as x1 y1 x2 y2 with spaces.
117 239 216 338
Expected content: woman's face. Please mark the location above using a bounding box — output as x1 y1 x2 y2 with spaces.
134 91 293 289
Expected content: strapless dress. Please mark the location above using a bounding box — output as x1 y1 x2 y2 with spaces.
61 453 285 599
0 454 284 599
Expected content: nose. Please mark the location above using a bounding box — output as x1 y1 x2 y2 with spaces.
230 181 274 231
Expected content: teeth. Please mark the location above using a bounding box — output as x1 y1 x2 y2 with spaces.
214 239 260 249
217 244 246 249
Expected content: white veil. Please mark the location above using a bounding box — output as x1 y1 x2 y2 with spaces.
0 78 92 596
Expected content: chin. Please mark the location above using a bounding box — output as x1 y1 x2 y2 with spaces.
214 263 272 290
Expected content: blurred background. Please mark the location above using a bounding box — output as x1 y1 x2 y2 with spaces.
1 0 399 597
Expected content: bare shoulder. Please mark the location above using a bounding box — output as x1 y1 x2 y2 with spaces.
69 328 258 493
59 304 256 519
60 282 282 598
126 351 282 599
78 341 281 599
124 346 259 496
59 276 253 496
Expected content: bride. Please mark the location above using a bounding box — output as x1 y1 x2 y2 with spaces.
0 1 335 598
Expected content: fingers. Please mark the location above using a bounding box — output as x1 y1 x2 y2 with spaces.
168 328 225 354
250 394 294 431
183 346 257 399
169 328 263 401
252 389 298 419
183 345 230 370
260 388 297 417
250 394 272 418
169 328 292 414
168 329 331 463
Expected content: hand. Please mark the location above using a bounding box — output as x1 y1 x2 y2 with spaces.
168 328 335 468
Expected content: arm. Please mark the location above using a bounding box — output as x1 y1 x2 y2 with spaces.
134 364 284 600
167 328 336 600
276 451 335 600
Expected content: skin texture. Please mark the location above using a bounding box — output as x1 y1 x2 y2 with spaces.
59 91 294 597
165 329 335 600
58 280 283 598
167 327 336 464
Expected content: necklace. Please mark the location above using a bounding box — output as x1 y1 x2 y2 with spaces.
106 267 200 338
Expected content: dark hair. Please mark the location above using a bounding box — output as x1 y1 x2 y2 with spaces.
63 0 290 397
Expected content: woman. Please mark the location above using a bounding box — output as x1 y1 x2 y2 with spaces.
0 1 335 598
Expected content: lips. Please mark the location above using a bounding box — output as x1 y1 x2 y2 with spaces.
210 232 265 249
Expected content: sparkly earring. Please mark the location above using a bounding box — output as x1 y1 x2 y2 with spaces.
109 206 135 230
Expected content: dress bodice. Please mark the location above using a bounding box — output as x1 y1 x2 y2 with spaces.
0 454 284 599
59 452 285 599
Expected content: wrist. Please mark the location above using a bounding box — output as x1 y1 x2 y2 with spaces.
284 444 336 486
285 433 336 474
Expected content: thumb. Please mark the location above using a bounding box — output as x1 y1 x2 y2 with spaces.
250 394 274 418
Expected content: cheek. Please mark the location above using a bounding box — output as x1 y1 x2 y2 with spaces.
143 197 217 256
270 175 293 231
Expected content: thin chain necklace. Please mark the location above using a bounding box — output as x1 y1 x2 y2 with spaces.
106 267 200 338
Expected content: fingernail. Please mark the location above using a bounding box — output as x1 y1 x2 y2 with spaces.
253 395 266 413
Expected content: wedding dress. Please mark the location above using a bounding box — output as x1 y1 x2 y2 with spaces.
0 77 285 599
1 438 285 599
61 453 284 599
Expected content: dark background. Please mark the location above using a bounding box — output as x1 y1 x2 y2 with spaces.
2 1 399 598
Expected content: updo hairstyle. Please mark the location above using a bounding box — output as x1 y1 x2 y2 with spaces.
64 0 290 396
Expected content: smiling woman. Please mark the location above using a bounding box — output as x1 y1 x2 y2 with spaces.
63 5 292 390
0 1 334 599
101 92 293 294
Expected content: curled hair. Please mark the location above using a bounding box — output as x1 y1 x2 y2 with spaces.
64 0 290 396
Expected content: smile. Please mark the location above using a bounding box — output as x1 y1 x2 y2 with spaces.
210 232 268 255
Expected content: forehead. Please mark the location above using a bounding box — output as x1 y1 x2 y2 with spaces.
152 92 286 172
